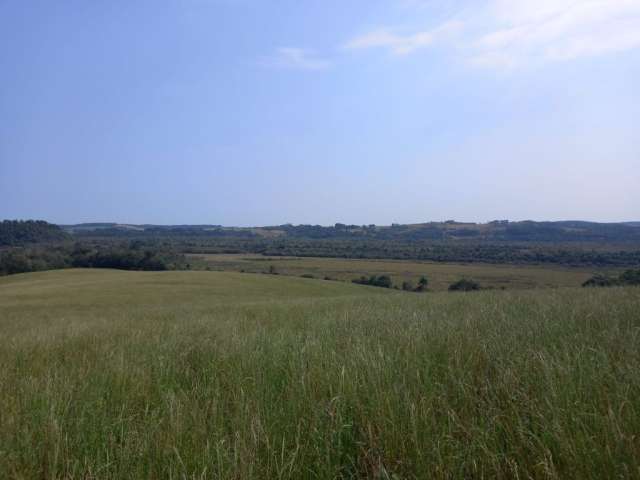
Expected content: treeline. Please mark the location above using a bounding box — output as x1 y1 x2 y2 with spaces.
352 274 482 292
267 221 640 242
176 238 640 268
6 220 640 269
68 225 256 239
64 220 640 243
0 242 186 276
59 221 640 267
583 269 640 288
0 220 69 246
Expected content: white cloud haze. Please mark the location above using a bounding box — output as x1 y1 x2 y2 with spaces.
344 21 463 55
473 0 640 67
344 0 640 68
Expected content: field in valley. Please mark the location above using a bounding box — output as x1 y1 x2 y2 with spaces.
187 253 607 291
1 269 639 479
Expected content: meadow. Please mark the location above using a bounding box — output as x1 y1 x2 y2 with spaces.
1 269 639 478
187 253 606 291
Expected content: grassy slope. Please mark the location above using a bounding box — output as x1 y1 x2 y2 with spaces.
0 269 384 311
1 269 639 479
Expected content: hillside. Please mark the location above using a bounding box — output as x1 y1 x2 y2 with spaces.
0 268 387 311
1 269 639 478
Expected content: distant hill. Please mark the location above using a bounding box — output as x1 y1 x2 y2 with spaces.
0 220 70 246
61 220 640 244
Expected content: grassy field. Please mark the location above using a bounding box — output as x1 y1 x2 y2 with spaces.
1 269 639 479
187 253 606 291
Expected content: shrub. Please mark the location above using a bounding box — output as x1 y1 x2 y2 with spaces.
582 275 616 288
415 276 429 292
352 275 393 289
619 269 640 286
449 279 480 292
582 269 640 288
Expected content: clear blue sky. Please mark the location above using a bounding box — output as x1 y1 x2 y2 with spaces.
1 0 639 225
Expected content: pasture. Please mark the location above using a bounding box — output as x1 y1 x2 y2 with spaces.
187 253 604 291
0 269 639 479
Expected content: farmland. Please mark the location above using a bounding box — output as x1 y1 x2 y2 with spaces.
1 269 639 478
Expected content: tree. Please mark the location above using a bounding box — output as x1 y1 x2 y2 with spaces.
415 276 429 292
0 250 31 275
0 220 69 246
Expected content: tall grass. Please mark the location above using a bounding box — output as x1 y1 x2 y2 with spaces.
0 270 639 478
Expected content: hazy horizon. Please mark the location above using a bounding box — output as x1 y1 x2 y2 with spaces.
2 0 639 225
23 217 640 228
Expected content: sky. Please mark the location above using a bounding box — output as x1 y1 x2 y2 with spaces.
1 0 639 226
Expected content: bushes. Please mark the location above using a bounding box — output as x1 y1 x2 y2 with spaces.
353 275 393 289
415 276 429 292
403 276 429 293
81 248 171 271
619 269 640 285
402 281 414 291
449 279 481 292
354 275 429 292
583 269 640 287
582 275 616 288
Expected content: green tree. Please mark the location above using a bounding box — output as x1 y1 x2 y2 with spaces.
415 276 429 292
619 269 640 285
